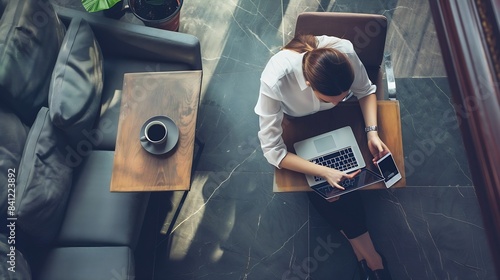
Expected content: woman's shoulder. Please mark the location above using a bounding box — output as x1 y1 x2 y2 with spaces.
270 49 303 63
262 50 303 81
316 35 354 53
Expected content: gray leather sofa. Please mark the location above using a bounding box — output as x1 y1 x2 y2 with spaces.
0 1 201 279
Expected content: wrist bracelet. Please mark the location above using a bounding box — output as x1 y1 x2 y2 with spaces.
365 125 378 133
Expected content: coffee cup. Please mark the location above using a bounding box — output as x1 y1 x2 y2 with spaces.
140 120 168 145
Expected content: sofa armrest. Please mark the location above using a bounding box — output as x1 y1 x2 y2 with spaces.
53 5 202 70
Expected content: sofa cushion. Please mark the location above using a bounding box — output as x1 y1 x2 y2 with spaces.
49 17 103 147
38 246 134 280
15 107 73 245
0 233 32 280
0 105 29 231
0 0 65 124
57 150 150 248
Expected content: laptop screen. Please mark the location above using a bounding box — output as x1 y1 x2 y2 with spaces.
311 169 384 199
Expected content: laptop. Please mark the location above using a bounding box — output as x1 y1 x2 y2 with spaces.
293 126 384 198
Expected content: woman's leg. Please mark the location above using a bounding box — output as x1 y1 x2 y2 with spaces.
350 240 364 261
308 191 384 270
347 232 383 270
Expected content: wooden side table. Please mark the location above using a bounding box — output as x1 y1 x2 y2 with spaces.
274 100 406 192
110 71 202 192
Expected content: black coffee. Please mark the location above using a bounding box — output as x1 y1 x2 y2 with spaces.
147 123 166 141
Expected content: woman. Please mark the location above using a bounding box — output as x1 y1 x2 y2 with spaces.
254 34 391 280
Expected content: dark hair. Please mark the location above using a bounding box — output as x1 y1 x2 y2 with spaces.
284 34 317 52
284 35 354 96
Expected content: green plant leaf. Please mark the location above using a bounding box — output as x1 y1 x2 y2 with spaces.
81 0 122 12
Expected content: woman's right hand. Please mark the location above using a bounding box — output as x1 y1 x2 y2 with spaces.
320 167 361 190
279 153 361 202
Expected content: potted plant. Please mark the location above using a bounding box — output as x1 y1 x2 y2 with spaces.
81 0 126 19
81 0 183 31
129 0 182 31
81 0 122 12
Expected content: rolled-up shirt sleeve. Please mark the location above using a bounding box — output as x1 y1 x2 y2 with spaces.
254 82 288 168
346 51 376 99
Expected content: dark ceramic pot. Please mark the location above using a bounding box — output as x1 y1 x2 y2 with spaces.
103 0 126 19
129 0 183 31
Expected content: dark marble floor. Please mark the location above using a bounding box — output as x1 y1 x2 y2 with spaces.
52 0 496 279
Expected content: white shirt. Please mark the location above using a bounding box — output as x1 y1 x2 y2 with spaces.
254 35 376 168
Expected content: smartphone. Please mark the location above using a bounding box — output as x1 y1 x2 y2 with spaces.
376 153 401 188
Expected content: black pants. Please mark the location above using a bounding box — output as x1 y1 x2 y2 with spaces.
308 190 367 239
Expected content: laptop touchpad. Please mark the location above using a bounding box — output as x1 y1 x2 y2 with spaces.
314 135 336 153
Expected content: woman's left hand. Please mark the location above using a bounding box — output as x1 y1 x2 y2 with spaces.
367 132 390 164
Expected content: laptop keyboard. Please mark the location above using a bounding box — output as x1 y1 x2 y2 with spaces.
310 147 358 182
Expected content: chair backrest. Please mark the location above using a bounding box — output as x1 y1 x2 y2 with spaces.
295 12 388 98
